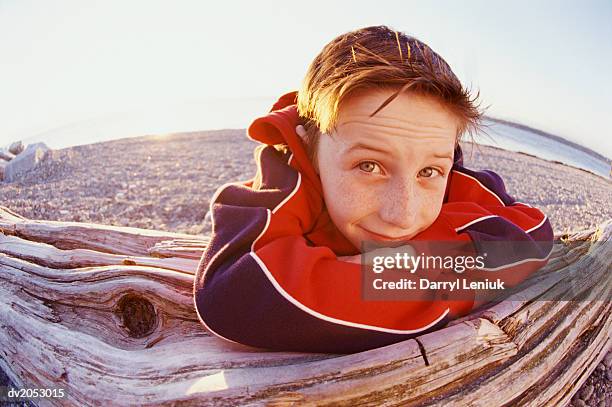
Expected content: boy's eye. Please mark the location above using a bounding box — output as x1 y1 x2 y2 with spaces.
357 161 382 174
419 167 442 178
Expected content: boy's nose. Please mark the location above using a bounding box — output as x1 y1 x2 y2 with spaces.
378 180 418 230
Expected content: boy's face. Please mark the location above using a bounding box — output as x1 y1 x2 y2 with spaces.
315 89 458 249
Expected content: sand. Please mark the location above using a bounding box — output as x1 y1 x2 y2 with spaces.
0 129 610 405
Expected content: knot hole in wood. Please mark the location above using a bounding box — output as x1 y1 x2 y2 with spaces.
114 293 158 338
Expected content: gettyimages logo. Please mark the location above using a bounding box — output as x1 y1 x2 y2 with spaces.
370 247 487 274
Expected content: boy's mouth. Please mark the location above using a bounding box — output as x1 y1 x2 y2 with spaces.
357 225 413 242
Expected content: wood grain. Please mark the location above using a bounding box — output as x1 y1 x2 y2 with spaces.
0 205 609 406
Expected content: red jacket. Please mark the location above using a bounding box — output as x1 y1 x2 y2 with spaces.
194 92 553 353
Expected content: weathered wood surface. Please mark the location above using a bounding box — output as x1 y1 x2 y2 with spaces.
0 205 609 406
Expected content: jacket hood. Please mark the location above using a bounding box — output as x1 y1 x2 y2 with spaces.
247 91 323 195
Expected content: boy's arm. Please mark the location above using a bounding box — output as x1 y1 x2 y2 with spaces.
442 166 553 270
418 166 554 307
194 145 553 353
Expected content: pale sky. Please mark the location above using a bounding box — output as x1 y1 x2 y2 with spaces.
1 0 611 157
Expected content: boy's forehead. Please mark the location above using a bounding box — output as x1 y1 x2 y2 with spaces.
336 90 458 135
331 130 455 162
332 92 457 152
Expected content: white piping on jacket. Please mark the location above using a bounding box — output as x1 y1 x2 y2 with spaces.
455 215 500 233
452 170 506 206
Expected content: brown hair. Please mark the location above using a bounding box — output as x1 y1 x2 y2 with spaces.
296 25 484 166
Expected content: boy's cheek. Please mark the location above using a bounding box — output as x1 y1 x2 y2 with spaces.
322 171 365 201
323 177 374 226
422 196 445 230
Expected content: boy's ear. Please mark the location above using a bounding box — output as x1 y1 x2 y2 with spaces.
295 124 321 175
295 125 307 140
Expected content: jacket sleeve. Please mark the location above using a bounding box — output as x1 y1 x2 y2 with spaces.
437 166 553 290
193 146 553 353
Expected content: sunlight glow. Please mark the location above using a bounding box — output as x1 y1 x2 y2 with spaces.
186 371 229 394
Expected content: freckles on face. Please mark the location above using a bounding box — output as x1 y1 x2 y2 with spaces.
316 89 458 249
317 157 372 227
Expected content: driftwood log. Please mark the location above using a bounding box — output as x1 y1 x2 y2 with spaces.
0 205 609 406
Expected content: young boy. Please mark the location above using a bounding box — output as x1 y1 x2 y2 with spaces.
193 26 553 353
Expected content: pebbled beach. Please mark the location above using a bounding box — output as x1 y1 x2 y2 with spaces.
0 129 610 236
0 130 610 406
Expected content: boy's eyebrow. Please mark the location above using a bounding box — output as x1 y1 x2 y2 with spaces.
345 142 391 155
345 143 454 161
431 152 454 161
